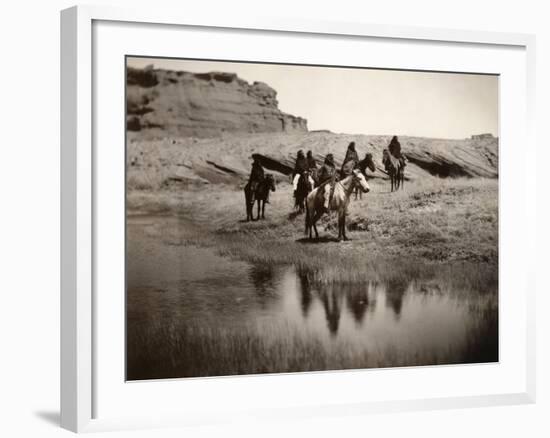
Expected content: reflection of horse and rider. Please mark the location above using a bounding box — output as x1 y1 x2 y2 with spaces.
298 271 376 335
245 136 406 240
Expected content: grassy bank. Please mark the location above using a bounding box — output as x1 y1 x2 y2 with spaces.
127 176 498 286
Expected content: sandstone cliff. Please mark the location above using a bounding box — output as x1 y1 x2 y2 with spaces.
126 67 308 138
126 67 498 187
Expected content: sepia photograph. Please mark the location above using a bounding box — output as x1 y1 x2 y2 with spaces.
125 56 499 381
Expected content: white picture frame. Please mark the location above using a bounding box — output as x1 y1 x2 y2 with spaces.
60 4 536 433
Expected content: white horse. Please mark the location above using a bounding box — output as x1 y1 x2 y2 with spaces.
305 169 370 241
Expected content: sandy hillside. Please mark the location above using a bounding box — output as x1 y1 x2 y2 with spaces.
127 131 498 191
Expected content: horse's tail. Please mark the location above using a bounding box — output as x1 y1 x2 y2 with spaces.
304 195 310 235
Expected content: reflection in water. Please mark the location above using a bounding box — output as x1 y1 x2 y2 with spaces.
127 216 498 379
319 285 343 336
297 273 374 334
248 264 277 308
385 278 408 320
298 271 313 318
345 286 371 326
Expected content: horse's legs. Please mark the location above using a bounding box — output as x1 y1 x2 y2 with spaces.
256 199 261 220
313 223 319 239
262 200 266 219
342 213 348 241
338 211 347 241
244 189 249 221
337 211 343 241
310 211 322 239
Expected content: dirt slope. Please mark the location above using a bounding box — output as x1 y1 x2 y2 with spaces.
127 131 498 190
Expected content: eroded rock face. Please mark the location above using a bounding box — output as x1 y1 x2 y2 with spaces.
126 132 499 192
126 67 308 138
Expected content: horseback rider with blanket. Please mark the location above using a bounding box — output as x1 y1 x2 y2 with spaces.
317 153 337 212
293 149 314 198
248 155 266 201
340 141 359 178
306 150 317 170
388 135 407 167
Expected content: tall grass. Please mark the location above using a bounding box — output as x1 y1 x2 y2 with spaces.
127 313 498 380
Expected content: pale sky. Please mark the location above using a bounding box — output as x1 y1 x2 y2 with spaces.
127 57 498 139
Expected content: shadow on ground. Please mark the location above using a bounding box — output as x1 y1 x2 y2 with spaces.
34 411 59 427
296 236 340 244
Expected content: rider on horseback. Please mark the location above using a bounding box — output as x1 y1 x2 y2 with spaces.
317 153 337 212
306 150 317 171
340 141 359 178
293 150 315 200
292 150 308 192
248 155 265 202
388 135 407 168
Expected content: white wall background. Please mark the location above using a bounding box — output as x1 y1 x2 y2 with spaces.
0 0 547 436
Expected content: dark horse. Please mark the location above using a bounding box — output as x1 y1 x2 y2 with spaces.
244 174 276 221
382 149 405 192
294 170 314 213
354 153 376 200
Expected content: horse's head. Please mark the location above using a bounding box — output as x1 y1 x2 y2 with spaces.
297 171 312 191
352 169 370 193
365 153 376 173
266 173 276 191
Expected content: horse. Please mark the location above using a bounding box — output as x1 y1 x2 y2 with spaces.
382 149 405 192
305 169 370 241
255 174 276 220
353 153 376 200
244 174 276 221
294 170 314 213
